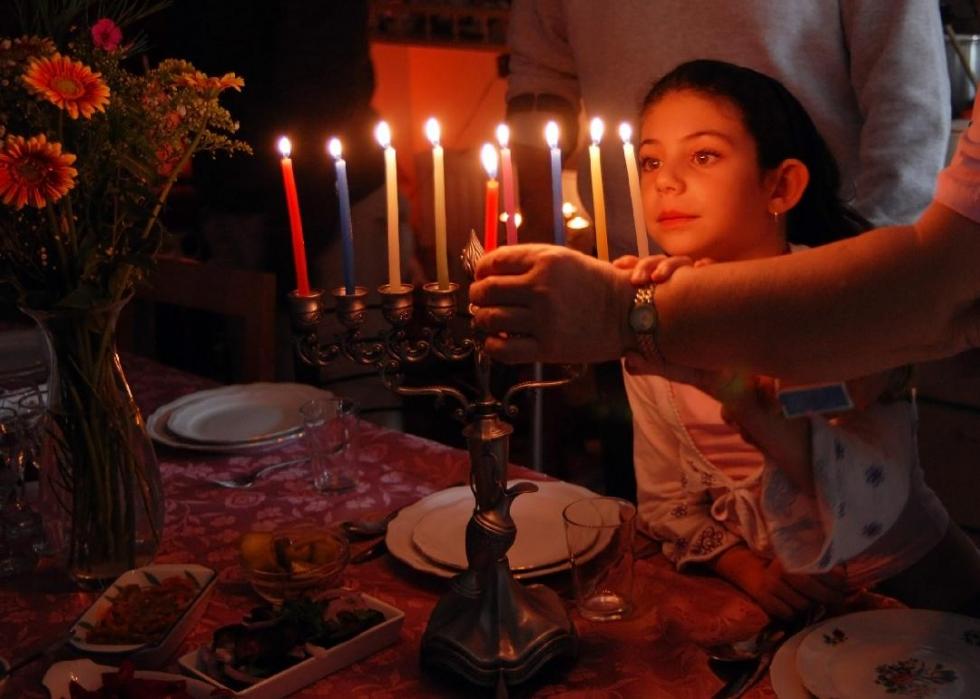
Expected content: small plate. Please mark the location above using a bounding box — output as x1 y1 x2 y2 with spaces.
43 659 217 699
386 480 601 579
770 624 817 699
796 609 980 699
148 383 332 452
411 485 598 571
178 593 404 699
70 563 217 668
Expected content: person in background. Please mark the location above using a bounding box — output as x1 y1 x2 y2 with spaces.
506 0 950 257
619 60 980 619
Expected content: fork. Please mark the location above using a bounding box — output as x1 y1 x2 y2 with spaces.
210 457 307 489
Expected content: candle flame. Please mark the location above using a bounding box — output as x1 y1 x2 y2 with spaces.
514 212 523 228
562 202 576 218
619 122 632 144
278 136 292 158
327 137 343 159
375 121 392 148
590 117 605 144
425 117 441 146
545 121 559 149
495 123 510 148
480 143 498 179
568 215 591 230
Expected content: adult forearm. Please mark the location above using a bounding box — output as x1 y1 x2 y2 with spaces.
655 203 980 381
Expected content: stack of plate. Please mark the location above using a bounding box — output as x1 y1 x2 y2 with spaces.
385 480 602 580
770 608 980 698
147 383 333 452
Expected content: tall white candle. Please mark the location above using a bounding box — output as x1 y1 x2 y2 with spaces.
496 124 518 245
426 117 449 290
619 122 649 257
588 117 609 261
375 121 401 289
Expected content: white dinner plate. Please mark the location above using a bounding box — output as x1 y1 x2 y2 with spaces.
167 387 311 444
387 480 600 580
411 484 598 571
147 383 332 452
43 659 217 699
770 624 817 699
796 609 980 699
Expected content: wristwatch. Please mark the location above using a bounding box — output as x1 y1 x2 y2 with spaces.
628 285 665 363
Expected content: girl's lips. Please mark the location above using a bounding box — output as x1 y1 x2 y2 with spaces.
657 212 699 227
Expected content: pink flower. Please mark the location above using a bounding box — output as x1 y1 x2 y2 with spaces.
90 19 122 51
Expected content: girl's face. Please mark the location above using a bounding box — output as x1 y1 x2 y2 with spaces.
638 89 785 262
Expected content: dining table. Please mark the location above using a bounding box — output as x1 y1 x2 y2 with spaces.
0 355 894 698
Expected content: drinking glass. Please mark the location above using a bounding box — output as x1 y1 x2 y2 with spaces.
300 398 358 492
0 406 42 577
563 496 636 621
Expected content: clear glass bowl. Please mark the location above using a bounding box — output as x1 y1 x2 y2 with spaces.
240 528 349 604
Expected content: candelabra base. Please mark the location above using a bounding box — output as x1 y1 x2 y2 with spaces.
420 560 577 687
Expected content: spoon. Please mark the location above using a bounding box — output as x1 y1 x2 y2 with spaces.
210 457 307 489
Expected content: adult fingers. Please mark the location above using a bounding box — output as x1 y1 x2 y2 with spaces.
771 581 811 612
757 593 796 621
482 334 540 364
693 257 717 268
474 243 555 279
472 306 538 335
468 274 535 307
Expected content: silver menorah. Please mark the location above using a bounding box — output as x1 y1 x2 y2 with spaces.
288 232 581 689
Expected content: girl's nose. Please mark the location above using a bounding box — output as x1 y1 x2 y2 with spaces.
654 163 683 193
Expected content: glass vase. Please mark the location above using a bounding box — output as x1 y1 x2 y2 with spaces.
24 298 163 588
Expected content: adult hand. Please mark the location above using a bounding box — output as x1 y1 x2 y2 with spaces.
470 244 635 363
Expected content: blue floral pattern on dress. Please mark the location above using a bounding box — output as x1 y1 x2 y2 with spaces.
865 465 885 487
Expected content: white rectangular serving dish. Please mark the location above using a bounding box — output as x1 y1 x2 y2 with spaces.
178 593 404 699
70 563 217 669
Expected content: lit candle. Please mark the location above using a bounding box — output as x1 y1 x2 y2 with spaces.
545 121 564 246
620 122 649 257
277 137 310 295
327 137 355 295
497 124 518 245
375 121 401 289
480 143 499 252
589 117 609 261
426 118 450 290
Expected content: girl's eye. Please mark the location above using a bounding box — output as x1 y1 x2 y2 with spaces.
692 150 719 166
639 156 661 172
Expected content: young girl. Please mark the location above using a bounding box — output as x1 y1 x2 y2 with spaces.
621 60 980 619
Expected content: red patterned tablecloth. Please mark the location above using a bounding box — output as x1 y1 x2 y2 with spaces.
0 356 787 698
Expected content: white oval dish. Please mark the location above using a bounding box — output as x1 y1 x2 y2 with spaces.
43 659 217 699
69 563 217 668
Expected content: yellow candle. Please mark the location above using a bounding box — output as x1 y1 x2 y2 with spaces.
589 117 609 261
619 122 649 257
375 121 401 289
426 117 449 290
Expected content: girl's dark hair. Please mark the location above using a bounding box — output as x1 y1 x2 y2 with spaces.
641 60 870 246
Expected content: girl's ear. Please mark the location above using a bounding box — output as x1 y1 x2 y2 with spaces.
766 158 809 216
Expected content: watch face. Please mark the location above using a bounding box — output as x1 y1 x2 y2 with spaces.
630 304 656 333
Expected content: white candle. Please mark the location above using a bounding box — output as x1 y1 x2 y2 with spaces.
426 117 449 290
619 122 649 257
497 124 518 245
375 121 401 289
588 117 609 261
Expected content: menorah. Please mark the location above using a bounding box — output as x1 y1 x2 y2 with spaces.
288 233 580 688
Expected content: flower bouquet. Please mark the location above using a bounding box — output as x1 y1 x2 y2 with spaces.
0 0 250 585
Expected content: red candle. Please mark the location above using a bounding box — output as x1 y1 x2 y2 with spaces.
480 143 499 252
278 136 310 295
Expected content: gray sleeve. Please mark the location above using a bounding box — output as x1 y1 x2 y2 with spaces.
506 0 581 107
841 0 950 225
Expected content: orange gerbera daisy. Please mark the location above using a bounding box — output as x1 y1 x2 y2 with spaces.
23 53 110 119
177 70 244 94
0 134 78 209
